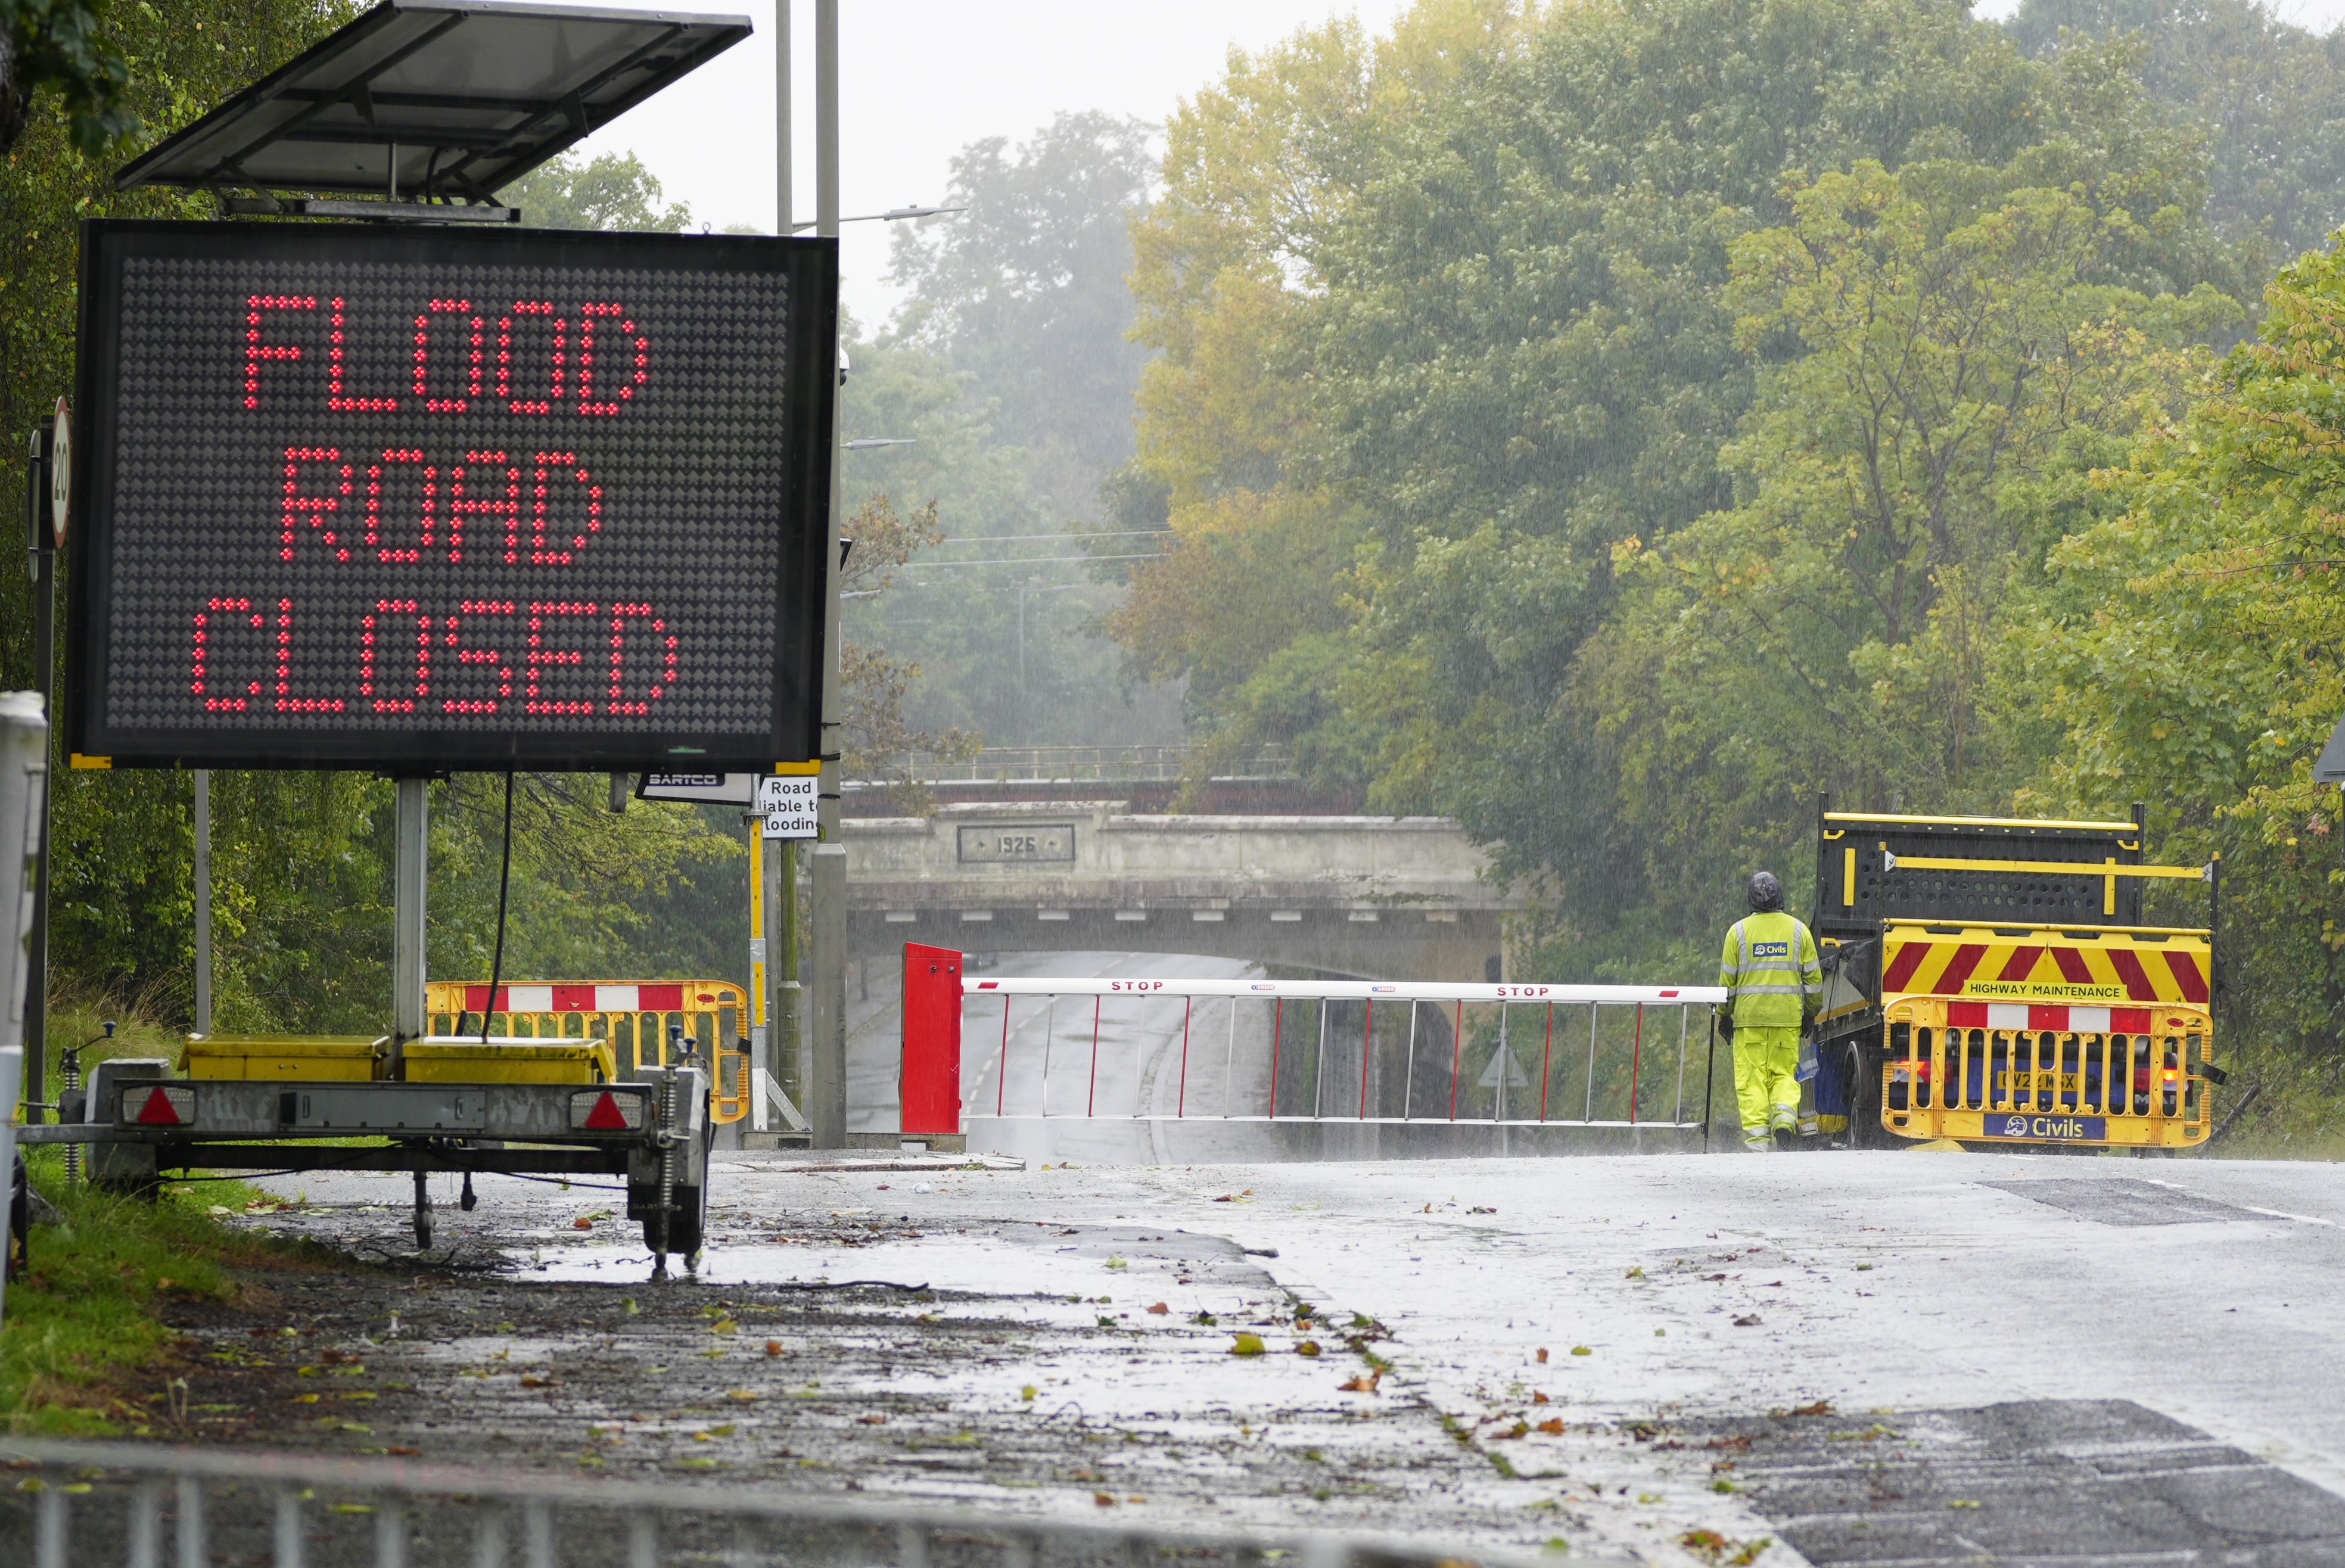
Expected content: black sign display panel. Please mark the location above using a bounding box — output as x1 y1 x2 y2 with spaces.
68 220 836 770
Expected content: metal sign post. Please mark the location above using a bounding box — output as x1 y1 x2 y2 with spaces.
20 417 55 1112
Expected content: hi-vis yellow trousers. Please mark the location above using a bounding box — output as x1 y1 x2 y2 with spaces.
1734 1025 1802 1149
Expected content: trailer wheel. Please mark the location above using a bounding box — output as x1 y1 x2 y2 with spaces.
1842 1041 1888 1150
643 1178 708 1261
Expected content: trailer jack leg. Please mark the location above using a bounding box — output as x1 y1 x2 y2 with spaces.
459 1172 477 1212
412 1170 433 1251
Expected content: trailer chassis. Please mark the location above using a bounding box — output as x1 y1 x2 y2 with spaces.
19 1065 711 1272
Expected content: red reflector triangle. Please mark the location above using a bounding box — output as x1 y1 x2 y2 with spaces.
135 1085 181 1125
582 1091 629 1130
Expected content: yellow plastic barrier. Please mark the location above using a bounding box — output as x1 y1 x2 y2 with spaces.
425 981 751 1123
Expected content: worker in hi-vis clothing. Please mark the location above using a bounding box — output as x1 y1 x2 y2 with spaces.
1718 870 1822 1152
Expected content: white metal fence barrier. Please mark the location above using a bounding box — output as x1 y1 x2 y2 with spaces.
0 1438 1522 1568
960 978 1726 1131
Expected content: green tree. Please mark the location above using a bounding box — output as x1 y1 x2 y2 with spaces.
0 0 138 155
1583 166 2228 943
888 110 1155 517
497 149 691 232
841 113 1181 751
1115 0 2251 973
2009 0 2345 260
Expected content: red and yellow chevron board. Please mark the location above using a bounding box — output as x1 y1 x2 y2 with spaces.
1878 922 2209 1019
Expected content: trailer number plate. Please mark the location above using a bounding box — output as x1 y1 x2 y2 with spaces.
280 1088 486 1131
1981 1113 2106 1141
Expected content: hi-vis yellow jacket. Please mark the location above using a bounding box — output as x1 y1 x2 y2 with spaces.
1719 911 1822 1030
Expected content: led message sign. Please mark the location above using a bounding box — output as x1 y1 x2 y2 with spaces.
67 220 837 770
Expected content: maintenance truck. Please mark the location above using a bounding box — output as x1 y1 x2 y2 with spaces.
1808 797 2224 1150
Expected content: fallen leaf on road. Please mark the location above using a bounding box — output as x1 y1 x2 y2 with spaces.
1296 1340 1321 1357
1020 1386 1037 1401
708 1316 738 1334
1625 1266 1644 1278
1093 1492 1116 1507
1948 1499 1980 1509
385 1446 419 1458
1536 1348 1549 1363
764 1341 784 1357
1790 1400 1832 1416
1338 1370 1381 1393
727 1390 758 1404
1733 1315 1762 1327
1536 1418 1565 1435
620 1298 639 1315
1230 1333 1266 1357
1104 1256 1128 1271
1145 1302 1168 1314
1570 1345 1592 1356
290 1394 319 1405
1532 1391 1550 1404
857 1415 887 1426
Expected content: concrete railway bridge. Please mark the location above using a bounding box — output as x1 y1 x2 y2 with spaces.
842 748 1522 981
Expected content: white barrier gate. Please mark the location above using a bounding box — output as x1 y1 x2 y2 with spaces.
955 975 1727 1132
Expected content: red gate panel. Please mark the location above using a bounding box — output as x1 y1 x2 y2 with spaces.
901 944 963 1134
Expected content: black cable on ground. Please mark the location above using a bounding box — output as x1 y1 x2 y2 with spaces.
768 1279 929 1292
158 1171 304 1183
482 770 515 1045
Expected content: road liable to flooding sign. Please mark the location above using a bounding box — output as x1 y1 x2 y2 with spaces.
757 774 817 838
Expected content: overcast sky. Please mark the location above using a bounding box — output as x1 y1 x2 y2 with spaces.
546 0 2345 329
542 1 1410 329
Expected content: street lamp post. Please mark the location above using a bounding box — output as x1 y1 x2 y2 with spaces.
806 0 851 1150
781 3 962 1149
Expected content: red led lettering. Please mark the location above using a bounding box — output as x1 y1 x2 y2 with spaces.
450 451 518 565
244 295 313 409
440 600 517 713
605 603 678 714
574 303 648 415
364 449 435 562
415 299 484 413
274 599 344 713
497 303 564 414
328 297 398 412
522 453 601 565
280 447 352 561
360 599 431 712
524 601 599 714
192 598 265 711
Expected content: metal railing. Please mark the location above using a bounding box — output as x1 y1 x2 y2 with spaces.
0 1439 1514 1568
962 977 1724 1130
869 745 1298 786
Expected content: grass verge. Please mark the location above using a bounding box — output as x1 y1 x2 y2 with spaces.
1 1148 338 1436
